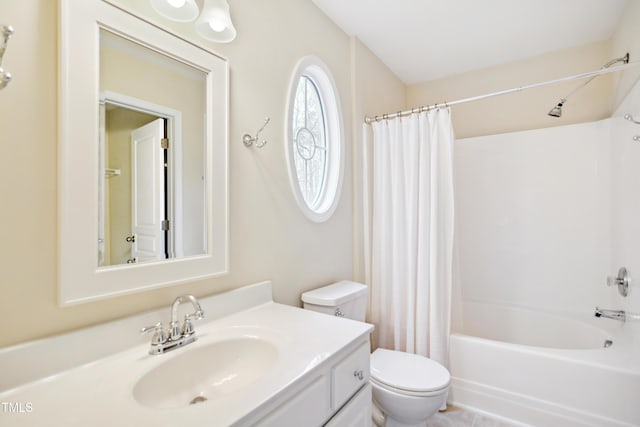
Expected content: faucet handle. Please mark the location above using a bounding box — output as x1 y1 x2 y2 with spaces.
141 322 168 345
182 312 204 336
140 322 161 333
607 267 630 297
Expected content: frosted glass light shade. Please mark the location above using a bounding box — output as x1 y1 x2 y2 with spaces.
195 0 237 43
150 0 199 22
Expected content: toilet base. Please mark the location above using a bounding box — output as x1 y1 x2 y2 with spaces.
372 401 385 427
373 400 435 427
371 382 447 427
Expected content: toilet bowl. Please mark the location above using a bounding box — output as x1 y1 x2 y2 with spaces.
301 281 451 427
370 348 449 427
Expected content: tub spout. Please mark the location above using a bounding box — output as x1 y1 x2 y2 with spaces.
594 307 626 322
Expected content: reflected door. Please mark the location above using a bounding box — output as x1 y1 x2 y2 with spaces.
131 118 166 263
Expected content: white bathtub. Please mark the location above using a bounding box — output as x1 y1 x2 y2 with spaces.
449 301 640 427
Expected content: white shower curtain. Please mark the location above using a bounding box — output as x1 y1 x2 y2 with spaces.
363 108 455 370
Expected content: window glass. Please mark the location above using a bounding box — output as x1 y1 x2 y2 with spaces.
292 76 328 209
286 57 344 222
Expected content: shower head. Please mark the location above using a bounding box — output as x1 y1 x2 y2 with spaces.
548 53 630 118
548 102 564 118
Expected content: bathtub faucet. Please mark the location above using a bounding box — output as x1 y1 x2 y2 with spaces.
594 307 626 322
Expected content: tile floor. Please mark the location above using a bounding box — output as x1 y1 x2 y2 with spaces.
425 405 522 427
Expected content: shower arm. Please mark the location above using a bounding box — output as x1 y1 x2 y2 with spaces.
555 53 629 106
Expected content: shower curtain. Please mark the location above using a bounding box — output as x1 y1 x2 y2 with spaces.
363 109 455 371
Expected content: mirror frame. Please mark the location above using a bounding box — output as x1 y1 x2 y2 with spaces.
59 0 229 306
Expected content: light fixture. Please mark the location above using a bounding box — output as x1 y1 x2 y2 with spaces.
195 0 236 43
150 0 200 22
150 0 236 43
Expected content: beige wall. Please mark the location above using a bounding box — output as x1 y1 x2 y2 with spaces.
350 38 406 283
407 0 640 139
407 41 614 139
611 0 640 109
0 0 403 347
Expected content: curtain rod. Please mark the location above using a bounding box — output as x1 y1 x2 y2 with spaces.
364 61 640 124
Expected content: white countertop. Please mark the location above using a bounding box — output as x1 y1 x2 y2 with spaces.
0 289 373 426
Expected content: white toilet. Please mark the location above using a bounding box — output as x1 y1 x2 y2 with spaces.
302 280 450 427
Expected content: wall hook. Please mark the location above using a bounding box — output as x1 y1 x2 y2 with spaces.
0 25 13 90
243 117 270 148
0 25 13 89
624 113 640 125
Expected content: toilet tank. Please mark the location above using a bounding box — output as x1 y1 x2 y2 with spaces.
301 280 368 321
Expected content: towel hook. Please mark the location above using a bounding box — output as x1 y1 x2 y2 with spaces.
243 117 270 148
624 113 640 125
0 24 13 64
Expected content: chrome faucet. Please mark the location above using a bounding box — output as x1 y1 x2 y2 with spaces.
594 307 626 322
170 294 204 340
141 294 205 355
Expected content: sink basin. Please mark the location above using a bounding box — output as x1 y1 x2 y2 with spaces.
133 337 279 409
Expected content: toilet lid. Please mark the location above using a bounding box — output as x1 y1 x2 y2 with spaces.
370 349 450 393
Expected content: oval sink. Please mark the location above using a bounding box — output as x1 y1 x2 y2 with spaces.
133 337 279 409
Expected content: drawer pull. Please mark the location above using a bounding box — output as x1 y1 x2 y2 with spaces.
353 370 364 381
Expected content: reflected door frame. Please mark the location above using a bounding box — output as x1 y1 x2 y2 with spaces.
98 91 184 266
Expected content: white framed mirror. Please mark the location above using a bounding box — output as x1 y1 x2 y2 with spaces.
59 0 228 305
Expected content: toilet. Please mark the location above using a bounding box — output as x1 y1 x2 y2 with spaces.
301 280 450 427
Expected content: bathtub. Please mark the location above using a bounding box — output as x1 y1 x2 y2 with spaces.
448 301 640 427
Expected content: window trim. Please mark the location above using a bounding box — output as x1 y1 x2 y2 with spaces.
285 55 345 223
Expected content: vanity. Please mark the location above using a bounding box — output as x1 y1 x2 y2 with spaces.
0 281 373 426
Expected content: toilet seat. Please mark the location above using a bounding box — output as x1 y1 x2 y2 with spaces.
369 376 446 398
370 349 450 394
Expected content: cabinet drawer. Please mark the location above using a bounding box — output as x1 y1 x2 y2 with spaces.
331 342 370 409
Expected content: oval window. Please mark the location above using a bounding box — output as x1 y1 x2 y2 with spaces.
286 56 344 222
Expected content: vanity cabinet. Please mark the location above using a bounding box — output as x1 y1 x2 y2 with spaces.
253 339 371 427
325 384 372 427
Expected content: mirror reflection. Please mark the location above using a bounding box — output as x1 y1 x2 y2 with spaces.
99 29 207 266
